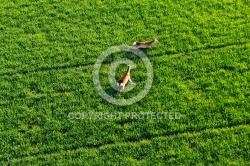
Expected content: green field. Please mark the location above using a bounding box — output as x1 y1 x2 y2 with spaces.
0 0 250 165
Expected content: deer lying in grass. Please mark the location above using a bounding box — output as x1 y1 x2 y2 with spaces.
117 65 135 92
132 38 159 48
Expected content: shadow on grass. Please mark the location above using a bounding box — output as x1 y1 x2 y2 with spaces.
105 86 119 97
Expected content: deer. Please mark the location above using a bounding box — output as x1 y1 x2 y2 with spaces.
117 65 135 92
132 38 159 49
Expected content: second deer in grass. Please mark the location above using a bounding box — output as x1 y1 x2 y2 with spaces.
132 38 159 49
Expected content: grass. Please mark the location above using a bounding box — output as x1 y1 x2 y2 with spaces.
0 0 250 165
2 125 249 165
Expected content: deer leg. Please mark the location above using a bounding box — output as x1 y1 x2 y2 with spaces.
129 77 136 84
120 85 125 92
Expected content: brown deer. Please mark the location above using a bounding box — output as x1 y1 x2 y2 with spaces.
132 38 159 48
117 65 135 92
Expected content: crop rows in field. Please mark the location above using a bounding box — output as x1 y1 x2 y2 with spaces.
1 125 249 165
0 0 249 75
1 45 249 162
0 0 250 165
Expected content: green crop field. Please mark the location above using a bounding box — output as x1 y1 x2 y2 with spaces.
0 0 250 165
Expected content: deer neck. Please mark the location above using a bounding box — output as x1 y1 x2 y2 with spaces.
148 40 155 45
126 66 131 74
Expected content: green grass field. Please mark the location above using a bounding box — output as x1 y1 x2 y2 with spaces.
0 0 250 165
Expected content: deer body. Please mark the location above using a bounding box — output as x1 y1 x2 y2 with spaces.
132 38 159 48
117 65 133 92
